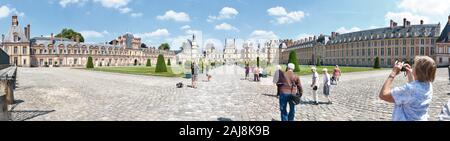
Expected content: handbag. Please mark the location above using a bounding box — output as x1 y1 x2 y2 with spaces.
290 77 302 105
313 86 318 91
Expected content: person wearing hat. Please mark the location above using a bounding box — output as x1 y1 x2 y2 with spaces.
311 67 320 105
278 63 303 121
322 68 332 104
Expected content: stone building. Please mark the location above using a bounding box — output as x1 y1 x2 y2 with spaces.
1 16 175 67
435 16 450 67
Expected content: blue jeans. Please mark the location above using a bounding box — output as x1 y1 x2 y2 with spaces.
279 93 296 121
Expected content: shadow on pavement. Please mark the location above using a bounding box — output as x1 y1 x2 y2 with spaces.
217 117 233 121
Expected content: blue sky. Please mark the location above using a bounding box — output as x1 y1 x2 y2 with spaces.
0 0 449 50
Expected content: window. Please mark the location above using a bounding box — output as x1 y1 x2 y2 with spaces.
420 39 425 45
381 48 385 56
388 40 391 46
387 58 391 65
49 59 53 65
23 59 26 65
381 58 385 65
368 49 371 56
395 48 399 56
420 47 425 55
387 48 391 56
368 42 371 47
395 40 399 45
23 47 27 54
410 47 415 56
362 49 365 56
374 48 378 56
411 39 415 45
403 39 407 45
439 57 442 63
381 41 385 46
431 39 435 45
14 47 18 54
402 47 406 55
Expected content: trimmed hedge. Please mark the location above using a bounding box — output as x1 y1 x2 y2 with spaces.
155 54 168 73
288 51 300 72
86 56 94 68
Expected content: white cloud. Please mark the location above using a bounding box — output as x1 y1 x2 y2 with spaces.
398 0 450 15
130 12 143 17
0 5 25 19
267 6 305 24
384 11 430 25
336 27 361 34
157 10 190 22
180 25 191 30
249 30 278 40
59 0 88 8
80 30 109 38
119 7 131 13
208 7 239 22
93 0 131 9
214 23 239 31
135 29 170 38
267 6 287 16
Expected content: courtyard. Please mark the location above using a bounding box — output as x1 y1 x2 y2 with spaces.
9 65 450 121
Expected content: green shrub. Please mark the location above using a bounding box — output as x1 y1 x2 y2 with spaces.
146 59 151 67
86 56 94 68
374 56 380 69
288 51 300 72
155 54 168 73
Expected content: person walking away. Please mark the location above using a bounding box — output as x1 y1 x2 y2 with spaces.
206 64 211 82
259 67 264 80
322 68 332 104
245 64 250 80
278 63 303 121
379 56 437 121
273 65 284 96
332 65 341 85
311 67 320 105
192 62 199 89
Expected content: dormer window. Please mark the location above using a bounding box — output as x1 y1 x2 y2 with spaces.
13 32 19 42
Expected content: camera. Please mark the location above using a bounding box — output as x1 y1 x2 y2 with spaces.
401 61 409 72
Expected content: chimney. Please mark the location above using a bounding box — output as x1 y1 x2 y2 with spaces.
24 27 28 40
407 21 411 26
27 24 30 39
403 18 407 27
12 16 18 26
2 34 4 43
390 20 394 28
50 33 54 44
420 20 424 25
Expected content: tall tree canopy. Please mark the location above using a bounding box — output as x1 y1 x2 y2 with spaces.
55 28 84 42
158 43 170 50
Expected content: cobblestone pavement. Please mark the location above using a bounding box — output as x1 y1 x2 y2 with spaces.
10 65 450 121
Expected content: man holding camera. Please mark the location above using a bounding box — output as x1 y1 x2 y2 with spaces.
379 56 437 121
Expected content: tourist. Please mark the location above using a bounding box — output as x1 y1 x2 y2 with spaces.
379 56 437 121
205 64 211 82
322 68 332 104
253 66 259 82
332 65 341 85
273 65 284 96
259 67 264 79
310 67 319 105
277 63 303 121
192 62 199 89
439 100 450 121
245 64 250 80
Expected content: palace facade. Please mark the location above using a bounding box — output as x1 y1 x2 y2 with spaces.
0 16 175 67
282 16 450 67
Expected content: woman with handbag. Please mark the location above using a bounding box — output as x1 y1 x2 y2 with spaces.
278 63 303 121
322 68 332 104
311 67 320 105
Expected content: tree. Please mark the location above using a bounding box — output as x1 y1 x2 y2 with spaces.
316 58 322 66
374 56 380 69
158 43 170 50
146 59 151 67
167 58 171 66
141 43 148 48
86 56 94 68
55 28 84 42
155 54 168 73
257 57 260 67
288 51 300 72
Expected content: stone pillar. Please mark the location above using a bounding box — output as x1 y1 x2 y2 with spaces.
0 83 10 121
5 80 14 105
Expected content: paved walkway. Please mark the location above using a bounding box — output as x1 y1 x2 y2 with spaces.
10 65 450 121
